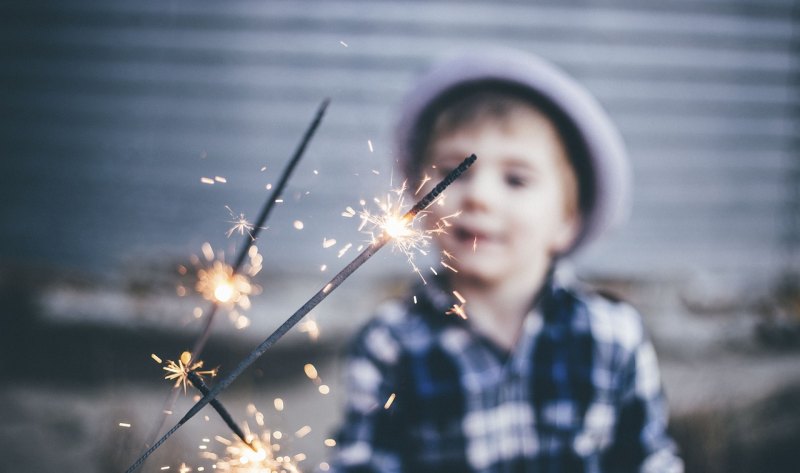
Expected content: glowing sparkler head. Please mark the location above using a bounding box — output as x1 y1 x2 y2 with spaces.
190 244 261 328
214 280 235 303
381 214 413 239
355 183 435 283
204 408 303 473
156 351 217 393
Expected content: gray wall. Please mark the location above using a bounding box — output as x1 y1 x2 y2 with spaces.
2 0 798 281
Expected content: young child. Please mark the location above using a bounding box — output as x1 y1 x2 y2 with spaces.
329 50 683 473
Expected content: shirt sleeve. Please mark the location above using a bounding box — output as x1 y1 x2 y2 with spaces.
325 320 408 473
604 335 684 473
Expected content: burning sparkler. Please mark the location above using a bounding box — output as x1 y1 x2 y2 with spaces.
203 426 300 472
139 99 330 466
154 351 218 394
124 154 477 473
152 353 255 451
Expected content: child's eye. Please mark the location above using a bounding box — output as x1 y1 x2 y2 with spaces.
505 173 528 188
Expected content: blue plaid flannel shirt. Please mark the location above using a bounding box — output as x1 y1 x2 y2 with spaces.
328 274 683 473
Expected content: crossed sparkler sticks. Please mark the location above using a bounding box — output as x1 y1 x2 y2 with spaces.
124 98 477 473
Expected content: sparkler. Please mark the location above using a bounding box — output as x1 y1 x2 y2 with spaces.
153 352 255 451
140 98 330 462
201 410 303 473
124 154 477 473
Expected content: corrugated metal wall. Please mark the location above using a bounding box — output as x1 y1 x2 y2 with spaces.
2 0 798 280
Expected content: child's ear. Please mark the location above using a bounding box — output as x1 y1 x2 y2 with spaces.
551 213 581 255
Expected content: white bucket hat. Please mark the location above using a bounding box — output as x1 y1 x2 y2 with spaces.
394 48 631 255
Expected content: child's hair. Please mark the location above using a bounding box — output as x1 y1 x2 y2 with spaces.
410 81 593 221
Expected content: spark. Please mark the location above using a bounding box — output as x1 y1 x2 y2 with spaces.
293 220 304 230
324 439 337 447
193 246 261 317
273 398 284 412
441 261 458 273
303 363 318 380
341 206 356 218
215 176 227 183
298 319 320 341
367 140 373 152
124 155 477 473
415 174 432 195
384 393 396 409
320 264 327 272
322 237 336 248
337 243 353 258
225 206 256 239
158 351 217 394
452 290 466 303
208 421 302 473
473 235 478 252
201 177 215 185
339 40 348 47
295 426 311 438
447 303 468 319
119 422 132 428
318 385 330 395
356 183 435 281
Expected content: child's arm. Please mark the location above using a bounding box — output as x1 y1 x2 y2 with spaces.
327 320 408 473
604 336 684 473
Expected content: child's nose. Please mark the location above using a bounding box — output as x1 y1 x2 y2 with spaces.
461 170 502 212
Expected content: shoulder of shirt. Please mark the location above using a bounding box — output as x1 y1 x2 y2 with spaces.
350 297 439 362
562 280 647 353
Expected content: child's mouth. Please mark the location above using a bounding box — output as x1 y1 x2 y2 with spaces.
454 226 490 244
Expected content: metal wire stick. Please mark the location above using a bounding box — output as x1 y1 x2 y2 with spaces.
124 154 477 473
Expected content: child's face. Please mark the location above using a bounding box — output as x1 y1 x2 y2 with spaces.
423 109 579 285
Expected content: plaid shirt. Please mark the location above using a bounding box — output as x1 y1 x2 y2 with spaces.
329 273 683 473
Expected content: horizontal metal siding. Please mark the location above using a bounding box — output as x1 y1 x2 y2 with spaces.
1 0 797 279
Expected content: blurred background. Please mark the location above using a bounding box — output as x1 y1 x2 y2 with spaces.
1 0 798 472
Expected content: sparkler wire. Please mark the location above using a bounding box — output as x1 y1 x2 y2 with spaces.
192 97 331 358
139 98 330 461
124 154 476 473
186 372 257 452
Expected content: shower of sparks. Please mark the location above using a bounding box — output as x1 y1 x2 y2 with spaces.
190 243 262 328
202 408 303 473
356 181 442 282
225 206 256 239
157 351 217 394
124 155 477 473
